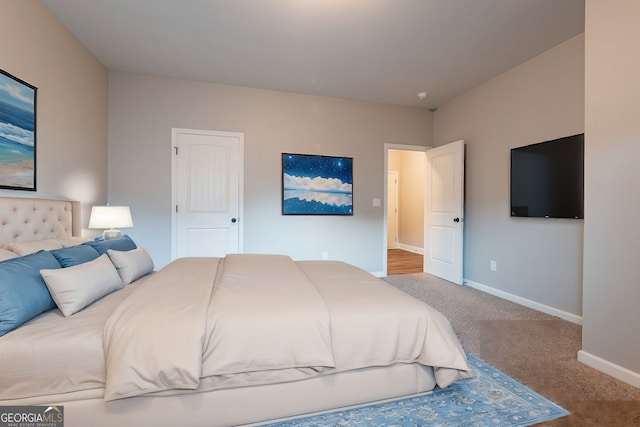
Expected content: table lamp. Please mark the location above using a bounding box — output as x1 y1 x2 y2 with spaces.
88 206 134 240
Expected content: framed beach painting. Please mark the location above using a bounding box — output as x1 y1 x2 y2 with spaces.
0 69 37 191
282 153 353 215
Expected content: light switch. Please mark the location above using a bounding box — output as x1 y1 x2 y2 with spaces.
372 198 381 207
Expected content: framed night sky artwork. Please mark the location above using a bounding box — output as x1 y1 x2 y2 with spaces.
282 153 353 215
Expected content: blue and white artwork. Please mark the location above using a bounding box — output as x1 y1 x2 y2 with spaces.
0 70 36 190
282 153 353 215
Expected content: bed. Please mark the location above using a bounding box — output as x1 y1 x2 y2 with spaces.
0 196 471 427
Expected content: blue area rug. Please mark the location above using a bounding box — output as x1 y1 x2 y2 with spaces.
260 354 568 427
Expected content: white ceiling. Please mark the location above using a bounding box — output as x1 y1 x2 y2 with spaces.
42 0 585 110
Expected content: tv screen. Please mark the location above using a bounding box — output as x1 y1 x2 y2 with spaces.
510 133 584 219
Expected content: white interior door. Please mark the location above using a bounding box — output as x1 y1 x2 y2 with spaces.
387 171 399 248
172 128 243 259
424 140 464 284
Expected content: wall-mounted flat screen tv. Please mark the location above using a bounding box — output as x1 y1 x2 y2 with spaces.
510 133 584 219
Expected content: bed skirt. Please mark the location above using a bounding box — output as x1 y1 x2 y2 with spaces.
4 363 436 427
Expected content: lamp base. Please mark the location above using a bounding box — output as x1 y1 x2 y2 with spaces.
103 229 123 240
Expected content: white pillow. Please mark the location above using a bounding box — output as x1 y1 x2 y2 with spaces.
7 239 63 256
108 247 154 285
57 236 92 248
0 248 18 261
40 254 123 317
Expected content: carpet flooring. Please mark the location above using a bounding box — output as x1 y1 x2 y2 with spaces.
261 354 568 427
382 273 640 426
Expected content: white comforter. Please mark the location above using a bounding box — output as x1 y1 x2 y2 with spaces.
103 255 336 400
103 254 470 401
0 254 470 402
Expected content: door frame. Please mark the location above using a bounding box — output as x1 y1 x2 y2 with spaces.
170 128 244 260
383 143 429 276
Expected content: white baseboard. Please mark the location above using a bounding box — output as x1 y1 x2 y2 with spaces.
463 279 583 325
578 350 640 389
396 243 424 255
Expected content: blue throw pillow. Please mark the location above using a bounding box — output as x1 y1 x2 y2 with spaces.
0 250 61 336
83 235 137 256
50 245 100 268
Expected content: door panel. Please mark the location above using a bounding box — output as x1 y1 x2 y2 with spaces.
186 228 229 257
430 225 455 263
188 144 231 212
425 140 464 284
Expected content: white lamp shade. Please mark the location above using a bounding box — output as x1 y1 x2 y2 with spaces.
88 206 134 229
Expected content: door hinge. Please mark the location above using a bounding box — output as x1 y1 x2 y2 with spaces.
175 205 178 213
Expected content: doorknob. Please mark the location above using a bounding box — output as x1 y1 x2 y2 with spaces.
231 218 237 223
453 217 460 223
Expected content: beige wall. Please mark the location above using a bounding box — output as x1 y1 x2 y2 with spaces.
108 72 432 271
397 150 425 251
434 34 585 317
0 0 108 231
581 0 640 381
388 150 425 251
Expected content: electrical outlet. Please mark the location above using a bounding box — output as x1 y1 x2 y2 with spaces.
490 260 497 271
322 252 329 260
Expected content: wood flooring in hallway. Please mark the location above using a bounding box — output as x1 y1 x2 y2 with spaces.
387 248 423 275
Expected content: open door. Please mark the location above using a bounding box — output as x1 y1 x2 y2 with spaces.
424 140 464 284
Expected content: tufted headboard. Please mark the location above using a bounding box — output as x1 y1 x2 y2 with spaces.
0 197 82 247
